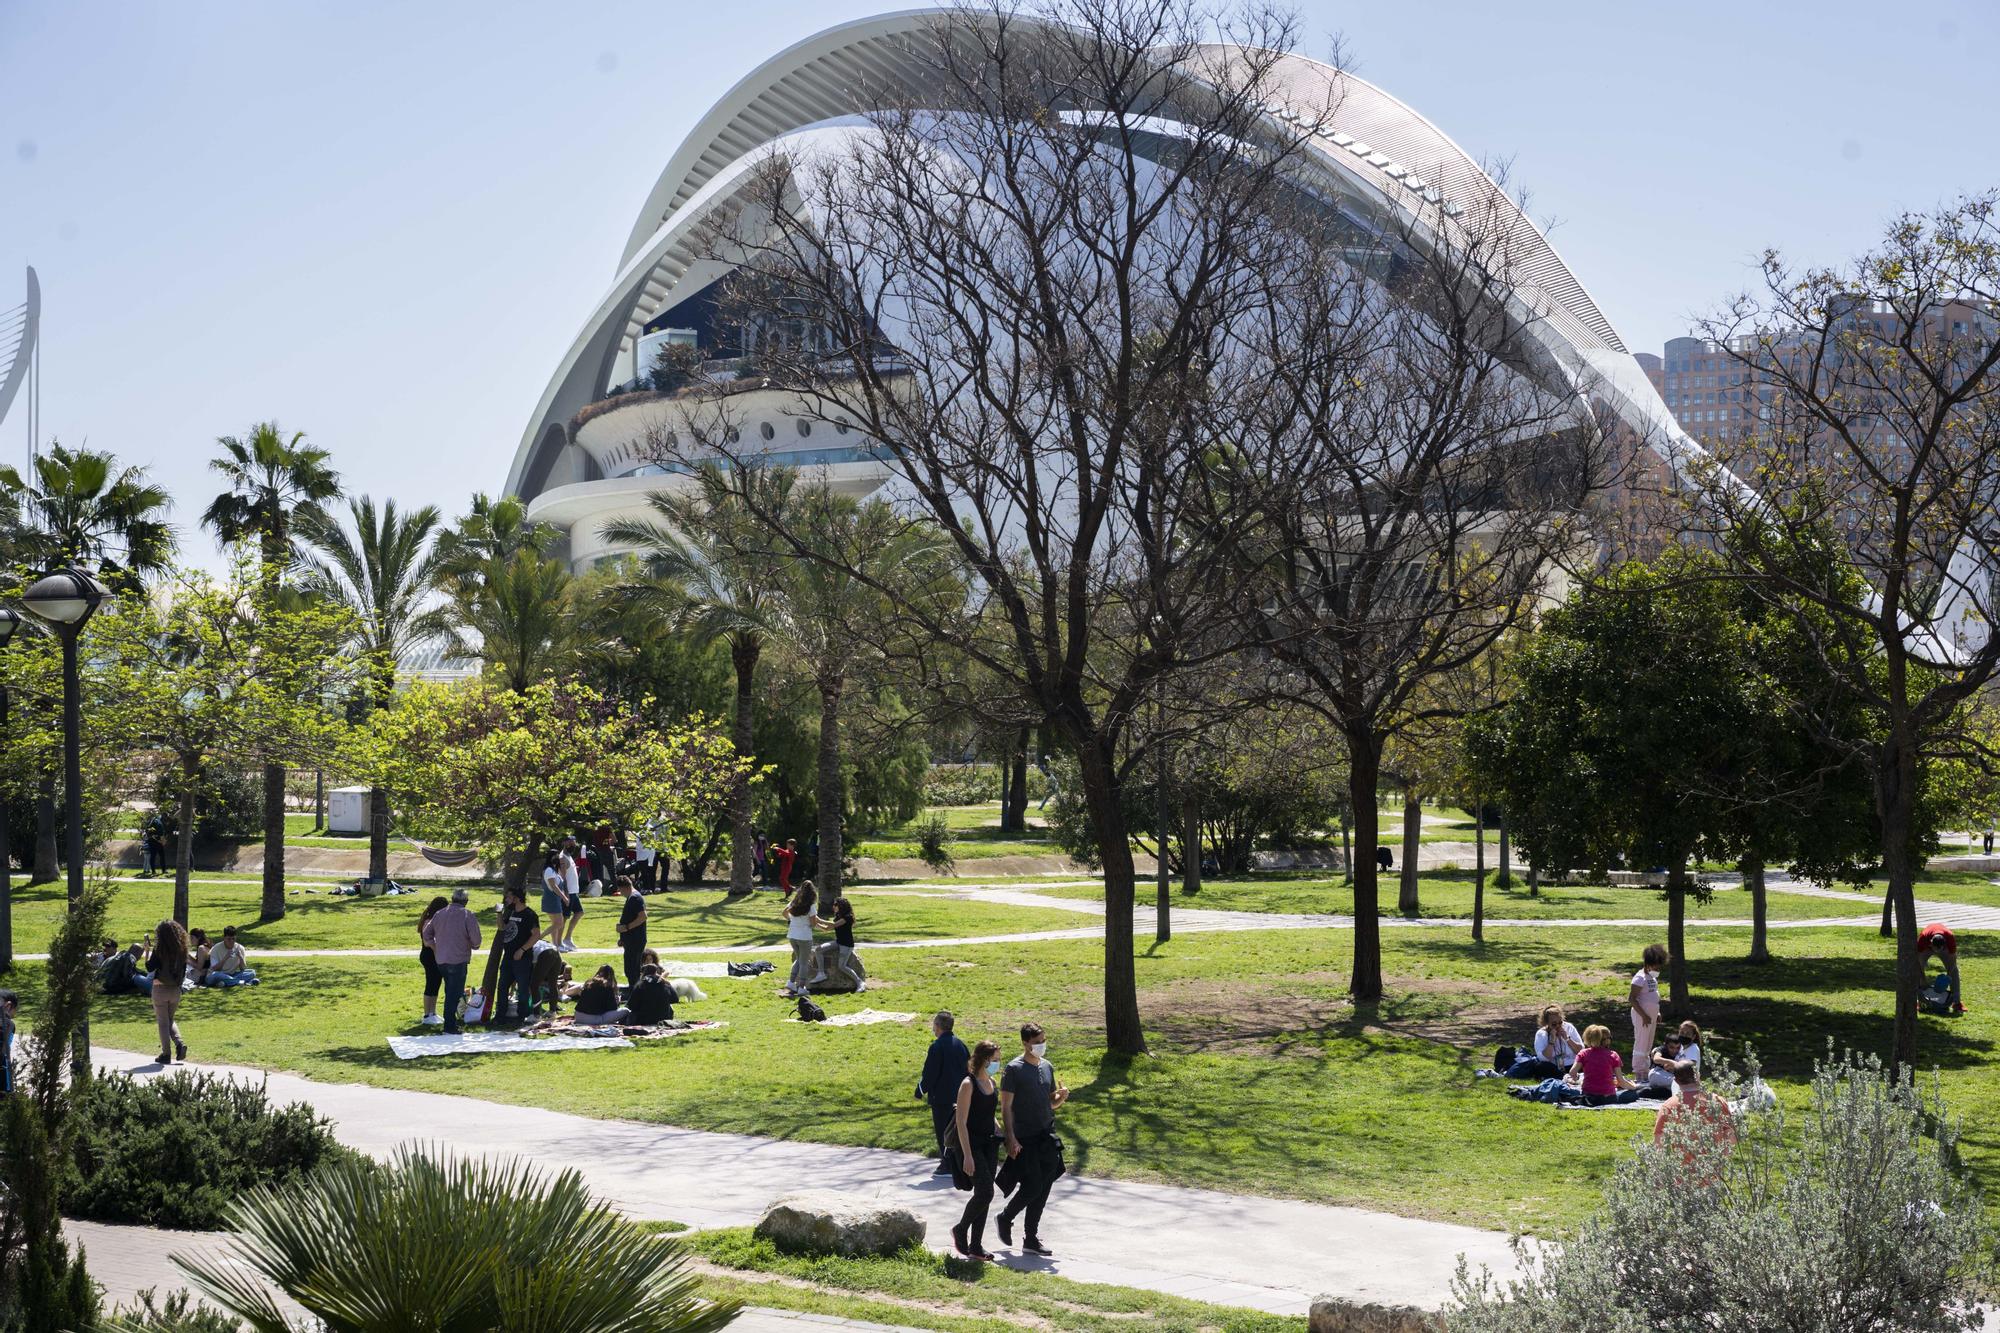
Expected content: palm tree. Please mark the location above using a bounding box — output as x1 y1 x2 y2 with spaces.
170 1148 734 1333
201 422 342 921
756 474 951 906
0 441 174 883
297 496 448 883
441 547 580 694
432 492 560 597
605 479 778 896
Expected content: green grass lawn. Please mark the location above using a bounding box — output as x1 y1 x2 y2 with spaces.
8 877 1088 954
1033 873 1874 922
689 1228 1300 1332
57 915 1998 1235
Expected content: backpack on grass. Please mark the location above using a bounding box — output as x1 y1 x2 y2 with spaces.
1493 1045 1518 1073
795 995 827 1023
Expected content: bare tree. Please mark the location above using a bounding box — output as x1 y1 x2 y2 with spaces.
1219 185 1621 1001
1691 193 2000 1071
654 0 1342 1053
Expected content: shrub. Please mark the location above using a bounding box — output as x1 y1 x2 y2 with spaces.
914 812 957 875
1444 1049 1990 1332
105 1288 244 1333
151 767 263 844
63 1071 359 1231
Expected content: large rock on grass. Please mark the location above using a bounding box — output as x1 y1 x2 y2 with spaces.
754 1191 926 1257
1309 1295 1440 1333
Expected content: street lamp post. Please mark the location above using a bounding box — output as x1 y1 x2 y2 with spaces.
23 569 107 1076
0 607 20 974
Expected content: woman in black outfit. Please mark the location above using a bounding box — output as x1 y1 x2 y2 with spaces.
951 1038 1004 1260
417 896 448 1026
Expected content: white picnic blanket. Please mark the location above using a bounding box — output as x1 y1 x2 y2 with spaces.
790 1008 918 1028
388 1031 633 1060
1554 1097 1662 1112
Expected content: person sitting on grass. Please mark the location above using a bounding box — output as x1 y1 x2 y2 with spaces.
1573 1024 1642 1106
623 963 676 1024
203 925 259 987
1640 1033 1685 1100
1675 1019 1703 1070
188 928 212 986
1493 1005 1583 1080
1652 1059 1736 1159
571 965 629 1026
101 942 151 996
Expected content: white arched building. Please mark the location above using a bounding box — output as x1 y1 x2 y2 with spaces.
507 9 1708 569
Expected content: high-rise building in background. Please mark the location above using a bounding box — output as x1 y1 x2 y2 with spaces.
1659 299 1997 445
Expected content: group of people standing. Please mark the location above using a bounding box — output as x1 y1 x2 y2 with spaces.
918 1012 1068 1261
781 884 863 995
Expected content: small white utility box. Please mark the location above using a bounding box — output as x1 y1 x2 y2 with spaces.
327 786 372 835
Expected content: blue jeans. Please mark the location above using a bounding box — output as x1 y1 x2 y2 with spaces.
1521 1077 1579 1104
204 970 257 988
1583 1090 1641 1106
440 962 469 1032
511 956 535 1019
133 973 154 995
1504 1057 1560 1080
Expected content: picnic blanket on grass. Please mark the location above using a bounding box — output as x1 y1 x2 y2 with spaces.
388 1020 726 1060
787 1008 917 1027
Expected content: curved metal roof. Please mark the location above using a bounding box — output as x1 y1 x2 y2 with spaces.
511 8 1699 500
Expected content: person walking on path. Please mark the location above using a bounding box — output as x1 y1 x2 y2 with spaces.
615 876 649 985
1629 943 1666 1074
147 920 191 1066
416 896 448 1026
997 1020 1069 1255
781 884 818 996
917 1011 970 1172
424 886 482 1033
952 1037 1004 1260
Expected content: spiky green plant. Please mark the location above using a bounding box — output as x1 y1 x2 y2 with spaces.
172 1148 734 1333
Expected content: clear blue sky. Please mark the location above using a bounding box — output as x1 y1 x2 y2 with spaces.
3 1 1994 551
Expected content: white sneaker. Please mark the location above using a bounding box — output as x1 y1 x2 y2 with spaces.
421 1014 444 1026
558 941 576 953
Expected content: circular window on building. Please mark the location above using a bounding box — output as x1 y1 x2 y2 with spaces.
726 427 741 444
759 421 775 441
796 419 812 438
834 421 850 435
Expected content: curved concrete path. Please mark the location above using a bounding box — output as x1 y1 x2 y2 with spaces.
94 1047 1517 1315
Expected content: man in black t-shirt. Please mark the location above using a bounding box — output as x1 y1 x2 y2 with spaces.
615 876 649 985
498 887 540 1020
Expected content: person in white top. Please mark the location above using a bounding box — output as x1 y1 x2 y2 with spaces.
1487 1005 1582 1079
558 842 584 950
782 882 819 996
1672 1019 1702 1071
1629 943 1667 1075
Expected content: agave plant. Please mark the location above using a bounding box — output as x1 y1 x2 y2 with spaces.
167 1148 735 1333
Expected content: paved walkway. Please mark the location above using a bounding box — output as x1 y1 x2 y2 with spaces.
71 1219 923 1333
95 1047 1517 1315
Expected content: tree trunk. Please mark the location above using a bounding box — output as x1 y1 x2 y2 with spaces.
1745 856 1770 963
1181 791 1201 898
1075 735 1145 1053
1878 746 1922 1073
1005 730 1030 833
173 780 197 929
1345 735 1385 1000
815 674 844 912
1398 791 1421 915
314 769 325 832
728 639 759 896
1472 794 1485 943
261 761 287 921
1496 816 1511 890
368 787 390 883
1665 857 1690 1012
33 772 57 884
1880 885 1894 938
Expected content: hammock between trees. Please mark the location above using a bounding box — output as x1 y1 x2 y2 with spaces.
392 832 480 868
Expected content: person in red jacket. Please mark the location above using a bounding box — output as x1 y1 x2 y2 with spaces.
772 838 799 894
1917 923 1963 1014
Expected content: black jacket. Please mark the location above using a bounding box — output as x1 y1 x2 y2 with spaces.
918 1033 970 1106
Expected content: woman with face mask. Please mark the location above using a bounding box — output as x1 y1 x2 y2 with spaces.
951 1038 1004 1260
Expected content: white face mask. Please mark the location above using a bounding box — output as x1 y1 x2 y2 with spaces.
987 1061 1002 1077
1030 1042 1047 1059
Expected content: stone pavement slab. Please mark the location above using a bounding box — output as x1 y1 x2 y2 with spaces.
97 1047 1518 1314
